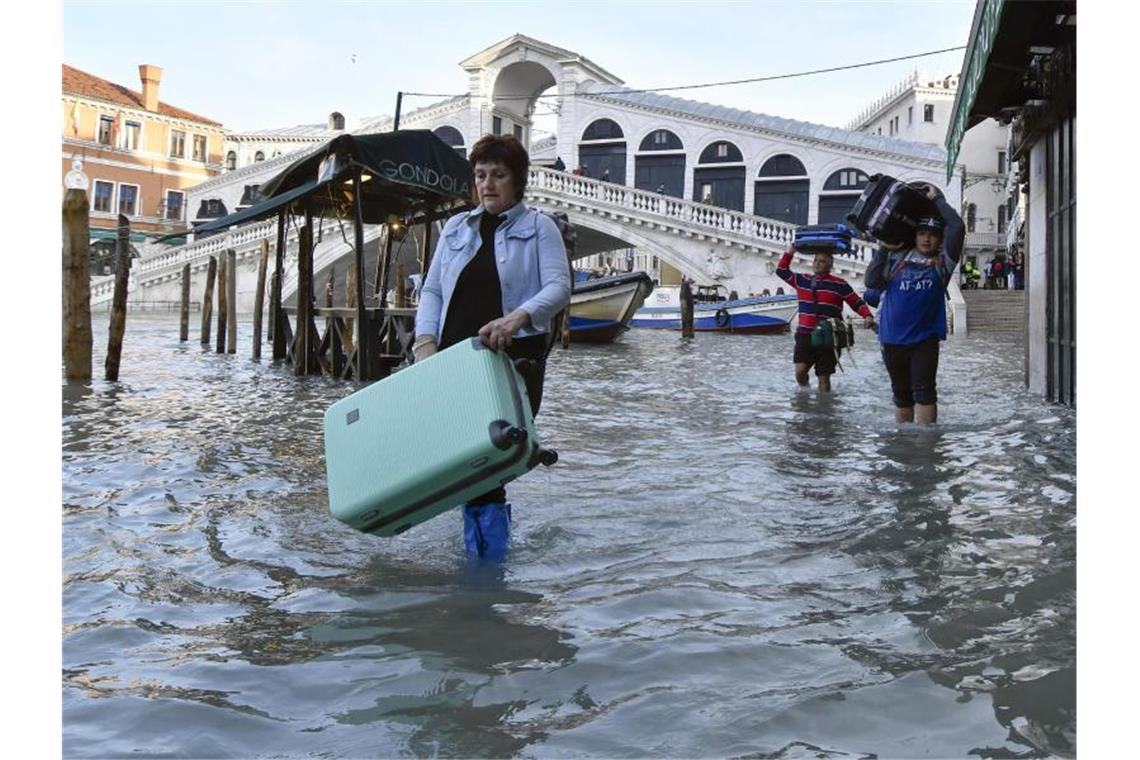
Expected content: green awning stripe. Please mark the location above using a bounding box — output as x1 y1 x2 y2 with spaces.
946 0 1006 182
89 228 150 243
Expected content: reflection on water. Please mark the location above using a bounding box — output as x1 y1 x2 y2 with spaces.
63 315 1075 758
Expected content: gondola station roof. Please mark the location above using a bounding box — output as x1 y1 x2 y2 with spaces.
180 130 474 238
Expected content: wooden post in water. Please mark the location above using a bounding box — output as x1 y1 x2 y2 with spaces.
271 210 287 360
179 263 191 342
104 214 132 381
226 249 237 354
62 188 93 381
561 307 571 349
295 218 313 375
344 261 357 345
252 238 268 359
395 263 406 307
215 250 227 353
680 277 695 339
201 256 216 344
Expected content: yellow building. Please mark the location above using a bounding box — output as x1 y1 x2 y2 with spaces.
62 63 226 245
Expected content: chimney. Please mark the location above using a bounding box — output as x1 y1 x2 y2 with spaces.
139 64 163 112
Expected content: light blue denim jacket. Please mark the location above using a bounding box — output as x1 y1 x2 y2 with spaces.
416 202 571 341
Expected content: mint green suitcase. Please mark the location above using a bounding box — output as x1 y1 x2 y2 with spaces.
323 337 557 537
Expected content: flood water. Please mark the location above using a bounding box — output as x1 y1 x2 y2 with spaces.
63 315 1075 758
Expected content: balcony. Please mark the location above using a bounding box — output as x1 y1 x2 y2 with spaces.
965 231 1006 249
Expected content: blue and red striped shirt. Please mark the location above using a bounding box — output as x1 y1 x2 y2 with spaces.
776 251 872 336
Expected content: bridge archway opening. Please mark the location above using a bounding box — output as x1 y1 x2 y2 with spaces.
635 128 685 198
754 153 809 224
489 60 556 147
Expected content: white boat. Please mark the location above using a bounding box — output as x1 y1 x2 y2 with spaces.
631 284 798 334
568 271 655 343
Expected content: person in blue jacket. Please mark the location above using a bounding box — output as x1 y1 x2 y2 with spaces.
864 183 964 425
413 134 572 559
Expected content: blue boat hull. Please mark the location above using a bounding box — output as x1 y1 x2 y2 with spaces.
631 295 798 334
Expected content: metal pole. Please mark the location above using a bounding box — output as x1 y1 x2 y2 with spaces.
393 91 403 131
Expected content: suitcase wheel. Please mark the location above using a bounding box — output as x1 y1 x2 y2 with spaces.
489 420 528 450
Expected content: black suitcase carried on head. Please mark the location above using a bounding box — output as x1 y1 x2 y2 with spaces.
845 174 937 247
794 223 855 254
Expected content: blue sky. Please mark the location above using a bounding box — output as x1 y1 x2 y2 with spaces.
62 1 977 133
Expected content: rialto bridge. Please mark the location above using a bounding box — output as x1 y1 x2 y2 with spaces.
90 34 966 325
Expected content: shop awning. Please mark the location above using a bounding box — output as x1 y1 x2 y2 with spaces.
155 179 324 242
945 0 1076 181
155 130 475 243
89 228 151 244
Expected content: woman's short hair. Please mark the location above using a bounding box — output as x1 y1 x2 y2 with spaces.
470 134 530 201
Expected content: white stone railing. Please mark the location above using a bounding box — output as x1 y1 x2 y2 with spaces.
526 167 877 262
90 216 347 305
278 223 385 301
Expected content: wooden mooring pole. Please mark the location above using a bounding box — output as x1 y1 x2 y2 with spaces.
104 214 132 381
62 188 92 381
215 250 227 353
201 256 216 344
179 263 191 342
271 210 287 361
344 262 357 347
295 218 313 375
252 238 268 359
226 249 237 354
680 277 695 339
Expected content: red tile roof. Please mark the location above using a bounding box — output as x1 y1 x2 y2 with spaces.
63 64 224 127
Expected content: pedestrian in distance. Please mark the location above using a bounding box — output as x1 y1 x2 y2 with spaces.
413 134 572 560
776 248 875 393
864 182 965 425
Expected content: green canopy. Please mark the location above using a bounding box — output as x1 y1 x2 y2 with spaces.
90 228 150 243
258 129 474 225
158 130 474 242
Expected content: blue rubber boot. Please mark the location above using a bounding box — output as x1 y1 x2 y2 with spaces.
462 502 512 561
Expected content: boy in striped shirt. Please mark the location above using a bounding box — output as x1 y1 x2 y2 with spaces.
776 249 875 392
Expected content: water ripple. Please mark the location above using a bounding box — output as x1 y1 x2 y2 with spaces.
63 316 1074 758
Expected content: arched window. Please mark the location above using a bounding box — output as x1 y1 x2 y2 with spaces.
433 125 465 147
967 203 977 232
699 141 743 164
328 112 345 130
638 129 683 151
823 168 870 190
818 168 870 224
226 151 237 171
581 119 624 141
754 154 809 224
579 119 627 184
758 154 807 177
254 151 265 162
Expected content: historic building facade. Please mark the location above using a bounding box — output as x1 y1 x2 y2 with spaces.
847 71 1011 273
189 35 959 237
62 64 226 247
948 0 1075 404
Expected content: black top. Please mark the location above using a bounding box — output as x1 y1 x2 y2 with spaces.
440 212 505 350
